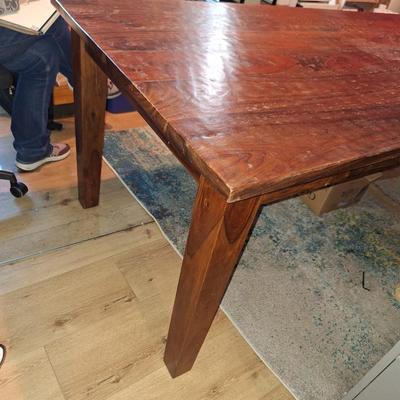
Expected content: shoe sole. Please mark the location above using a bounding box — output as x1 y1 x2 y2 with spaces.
107 91 122 100
16 149 71 172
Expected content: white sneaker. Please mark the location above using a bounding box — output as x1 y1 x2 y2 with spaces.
67 79 121 99
0 344 5 369
16 143 71 172
107 80 121 99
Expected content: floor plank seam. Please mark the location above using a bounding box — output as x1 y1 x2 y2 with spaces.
43 345 68 400
0 219 156 268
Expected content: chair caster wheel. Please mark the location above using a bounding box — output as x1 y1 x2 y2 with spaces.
10 182 28 198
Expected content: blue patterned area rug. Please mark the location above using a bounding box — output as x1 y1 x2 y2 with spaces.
103 127 400 400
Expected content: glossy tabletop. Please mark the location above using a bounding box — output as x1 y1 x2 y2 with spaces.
55 0 400 202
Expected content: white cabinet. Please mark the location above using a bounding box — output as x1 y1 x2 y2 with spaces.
356 357 400 400
343 343 400 400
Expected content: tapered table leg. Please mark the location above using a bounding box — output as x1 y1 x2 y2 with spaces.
164 176 261 377
71 31 107 209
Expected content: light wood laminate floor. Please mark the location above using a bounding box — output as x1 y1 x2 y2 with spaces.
0 112 293 400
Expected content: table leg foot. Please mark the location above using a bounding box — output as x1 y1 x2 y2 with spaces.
164 176 261 377
71 31 107 209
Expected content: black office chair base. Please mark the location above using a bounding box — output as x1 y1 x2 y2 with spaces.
0 170 28 198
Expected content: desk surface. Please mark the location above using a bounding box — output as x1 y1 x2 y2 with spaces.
55 0 400 201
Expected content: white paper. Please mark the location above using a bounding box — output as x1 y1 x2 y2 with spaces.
0 0 57 34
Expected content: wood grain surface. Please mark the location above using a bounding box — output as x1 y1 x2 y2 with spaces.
0 109 295 395
72 30 107 208
53 0 400 202
164 176 261 377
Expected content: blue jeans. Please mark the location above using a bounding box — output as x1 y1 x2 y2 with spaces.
0 17 73 163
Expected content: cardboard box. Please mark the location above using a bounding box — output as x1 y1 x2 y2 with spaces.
374 4 398 11
389 0 400 12
301 173 382 216
379 166 400 181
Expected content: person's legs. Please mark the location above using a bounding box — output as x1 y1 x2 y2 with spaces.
0 17 72 80
0 20 73 167
45 17 73 84
44 17 120 98
2 38 60 163
0 27 42 63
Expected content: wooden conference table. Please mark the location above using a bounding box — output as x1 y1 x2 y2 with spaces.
53 0 400 378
